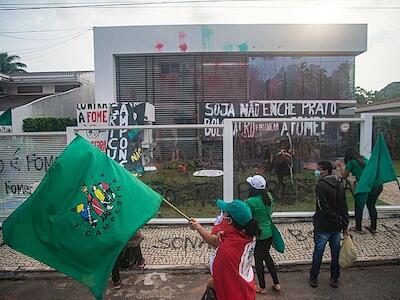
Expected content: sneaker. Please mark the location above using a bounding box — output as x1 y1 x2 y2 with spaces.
330 278 338 288
349 227 365 234
309 278 318 288
255 286 267 294
365 226 377 234
113 280 121 290
272 283 281 291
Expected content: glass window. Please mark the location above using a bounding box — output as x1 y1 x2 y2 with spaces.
265 57 285 99
248 56 286 100
17 85 42 94
202 55 248 101
338 57 355 100
285 57 303 99
320 57 339 99
248 57 268 100
301 57 321 99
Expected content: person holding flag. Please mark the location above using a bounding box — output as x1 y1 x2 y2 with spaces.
337 134 398 233
189 199 260 300
337 147 378 233
2 135 163 300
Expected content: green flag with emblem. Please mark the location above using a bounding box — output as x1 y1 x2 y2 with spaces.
3 135 162 299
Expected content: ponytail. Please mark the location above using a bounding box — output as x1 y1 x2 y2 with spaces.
244 219 261 237
249 186 271 206
345 147 365 168
231 218 261 238
356 157 366 168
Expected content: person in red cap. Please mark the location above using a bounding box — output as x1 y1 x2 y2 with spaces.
189 199 260 300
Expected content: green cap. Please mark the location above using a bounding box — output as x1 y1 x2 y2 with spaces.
216 199 252 227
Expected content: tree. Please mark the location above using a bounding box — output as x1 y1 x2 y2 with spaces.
354 86 376 104
0 52 27 74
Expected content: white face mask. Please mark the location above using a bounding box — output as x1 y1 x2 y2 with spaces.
314 169 321 177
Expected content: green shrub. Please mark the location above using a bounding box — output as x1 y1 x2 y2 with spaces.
23 117 77 132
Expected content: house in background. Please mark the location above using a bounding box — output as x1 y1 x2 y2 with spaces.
94 24 367 161
356 98 400 115
0 71 95 132
356 98 400 160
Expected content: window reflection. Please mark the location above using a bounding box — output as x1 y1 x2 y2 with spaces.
248 56 353 100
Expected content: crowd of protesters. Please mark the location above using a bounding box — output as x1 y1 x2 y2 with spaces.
187 147 382 300
110 146 382 300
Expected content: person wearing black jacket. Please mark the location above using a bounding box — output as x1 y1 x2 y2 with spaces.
309 161 349 289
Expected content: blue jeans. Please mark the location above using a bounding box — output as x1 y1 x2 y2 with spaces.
310 230 341 281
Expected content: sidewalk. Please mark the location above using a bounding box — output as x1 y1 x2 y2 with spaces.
2 265 400 299
1 217 400 274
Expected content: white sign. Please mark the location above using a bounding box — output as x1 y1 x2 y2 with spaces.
340 122 350 133
193 170 224 177
77 103 109 151
201 101 340 138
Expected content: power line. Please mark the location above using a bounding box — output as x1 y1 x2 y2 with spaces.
8 30 91 55
0 0 236 11
0 27 91 34
1 0 400 11
0 1 152 4
2 0 399 4
0 30 92 41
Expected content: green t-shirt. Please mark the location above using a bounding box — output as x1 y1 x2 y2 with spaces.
345 157 368 181
246 194 273 240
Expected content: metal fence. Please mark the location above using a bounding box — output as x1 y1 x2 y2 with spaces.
1 114 399 222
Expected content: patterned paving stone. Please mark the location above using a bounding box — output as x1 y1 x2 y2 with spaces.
1 218 400 272
380 180 400 205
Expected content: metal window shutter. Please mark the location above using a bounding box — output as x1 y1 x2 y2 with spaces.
202 54 249 102
115 54 199 161
115 55 148 103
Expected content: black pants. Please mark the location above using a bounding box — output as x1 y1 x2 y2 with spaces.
355 184 383 231
112 250 124 284
133 245 144 263
254 238 279 288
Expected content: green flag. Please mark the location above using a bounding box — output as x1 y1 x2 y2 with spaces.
0 108 11 125
0 107 12 132
355 133 398 195
3 135 162 299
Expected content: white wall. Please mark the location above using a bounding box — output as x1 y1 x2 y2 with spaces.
12 82 95 133
94 24 367 102
42 84 55 94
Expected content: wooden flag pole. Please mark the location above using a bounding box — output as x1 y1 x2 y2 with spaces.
162 197 191 220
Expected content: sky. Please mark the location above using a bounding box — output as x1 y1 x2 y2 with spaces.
0 0 399 91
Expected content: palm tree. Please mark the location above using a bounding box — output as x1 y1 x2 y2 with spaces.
0 52 27 74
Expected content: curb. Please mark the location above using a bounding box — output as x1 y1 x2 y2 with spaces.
1 258 399 280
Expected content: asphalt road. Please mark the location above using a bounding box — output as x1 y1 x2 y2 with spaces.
0 265 400 300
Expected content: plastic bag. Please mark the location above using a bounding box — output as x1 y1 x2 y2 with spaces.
339 234 357 268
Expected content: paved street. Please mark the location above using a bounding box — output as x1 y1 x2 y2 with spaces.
2 217 400 272
380 180 400 205
1 265 400 299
